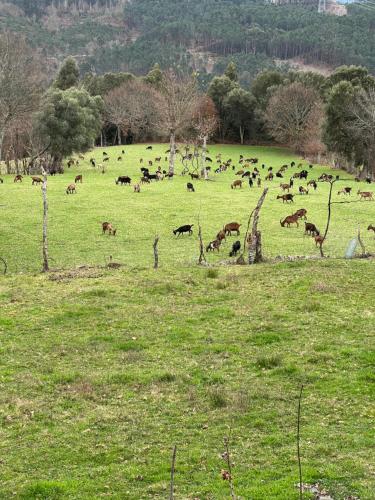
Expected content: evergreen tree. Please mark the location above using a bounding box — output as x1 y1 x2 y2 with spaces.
54 57 80 91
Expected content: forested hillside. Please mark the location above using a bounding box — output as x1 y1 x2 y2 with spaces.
1 0 375 81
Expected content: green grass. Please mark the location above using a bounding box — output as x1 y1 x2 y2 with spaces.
0 144 374 273
0 144 374 498
0 261 374 498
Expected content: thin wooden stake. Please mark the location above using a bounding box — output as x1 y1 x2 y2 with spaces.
297 385 304 500
41 167 49 272
153 235 159 269
169 445 177 500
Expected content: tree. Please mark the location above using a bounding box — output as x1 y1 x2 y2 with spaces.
156 71 198 175
0 33 42 161
224 61 238 82
54 57 80 91
207 75 237 138
345 89 375 177
34 87 103 169
192 96 218 179
144 63 163 88
265 82 323 153
223 88 256 144
251 70 284 109
104 79 159 144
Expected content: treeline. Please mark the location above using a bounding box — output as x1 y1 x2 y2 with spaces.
1 28 375 179
6 0 123 17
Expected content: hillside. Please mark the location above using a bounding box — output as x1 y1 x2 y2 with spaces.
1 0 375 82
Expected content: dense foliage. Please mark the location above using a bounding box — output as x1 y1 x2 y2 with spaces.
1 0 375 80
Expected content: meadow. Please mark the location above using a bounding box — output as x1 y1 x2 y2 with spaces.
0 144 374 499
0 261 374 498
0 144 374 273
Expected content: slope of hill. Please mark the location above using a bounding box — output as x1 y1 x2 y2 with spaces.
0 0 375 80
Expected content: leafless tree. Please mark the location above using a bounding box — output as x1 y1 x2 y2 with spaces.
192 96 218 179
155 71 199 175
0 32 43 161
104 80 159 144
346 88 375 178
265 82 323 154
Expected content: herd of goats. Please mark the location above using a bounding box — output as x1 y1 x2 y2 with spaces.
2 145 375 257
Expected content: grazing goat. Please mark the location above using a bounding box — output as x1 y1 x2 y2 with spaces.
206 239 221 252
14 175 23 183
146 146 152 150
367 224 375 233
293 208 307 220
236 170 244 176
133 183 140 193
141 176 150 184
90 158 96 167
357 190 373 200
280 183 290 192
314 235 325 247
187 182 195 192
229 240 241 257
75 175 83 183
307 180 317 190
280 215 299 227
103 151 108 156
173 224 194 236
117 156 122 161
265 173 274 181
277 193 294 203
224 222 241 236
216 230 226 242
231 180 242 189
31 176 43 185
66 183 76 194
338 187 351 195
116 176 131 185
299 186 309 195
103 157 109 162
304 222 319 236
102 222 115 235
190 173 199 180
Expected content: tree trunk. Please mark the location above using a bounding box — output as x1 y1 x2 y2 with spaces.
117 125 121 145
202 135 208 180
169 131 176 176
41 168 49 272
248 188 268 264
239 125 244 145
153 235 159 269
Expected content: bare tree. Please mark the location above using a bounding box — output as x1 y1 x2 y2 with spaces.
192 96 218 180
265 82 323 154
155 72 199 175
104 80 159 144
0 33 42 161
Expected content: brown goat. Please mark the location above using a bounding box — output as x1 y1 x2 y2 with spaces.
231 180 242 189
280 215 299 227
280 183 291 192
102 222 116 235
66 183 76 194
14 175 23 183
293 208 307 220
216 230 226 241
31 176 43 185
224 222 241 236
75 175 83 183
277 194 294 203
235 169 244 176
338 187 351 195
304 222 319 236
368 224 375 233
358 190 373 200
314 235 325 247
134 183 141 193
206 239 221 252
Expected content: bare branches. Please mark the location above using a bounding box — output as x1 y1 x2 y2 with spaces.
248 188 268 264
41 167 49 272
223 432 236 500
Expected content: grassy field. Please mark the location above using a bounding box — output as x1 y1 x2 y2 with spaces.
0 260 374 499
0 144 374 273
0 144 374 498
